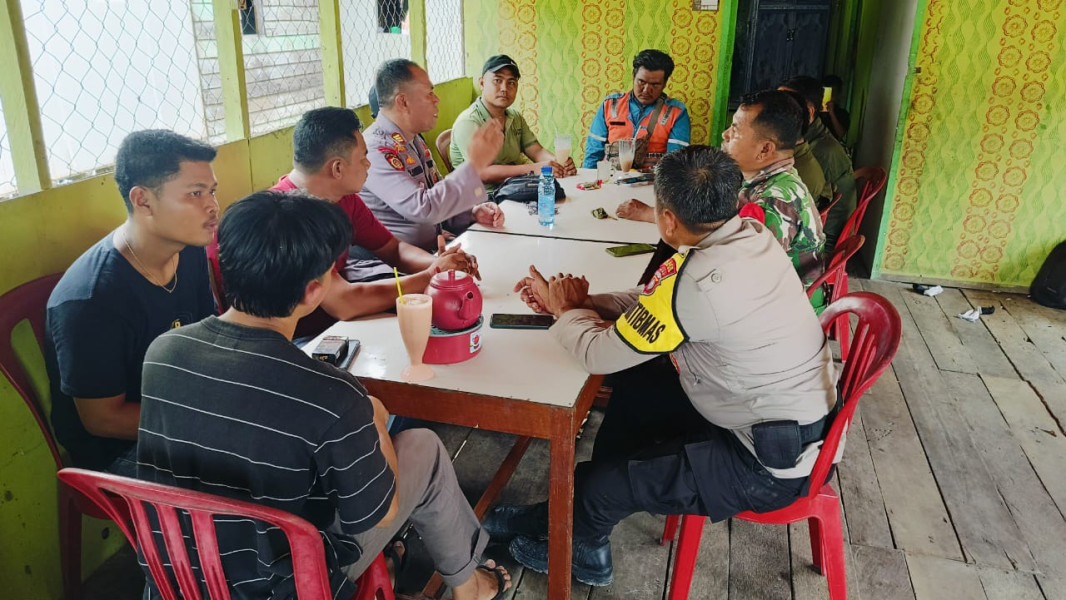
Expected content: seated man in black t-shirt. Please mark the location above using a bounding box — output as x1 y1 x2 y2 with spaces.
45 130 219 474
137 191 510 600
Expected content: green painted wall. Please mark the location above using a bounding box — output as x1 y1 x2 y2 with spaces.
872 0 1066 288
425 78 477 172
851 0 917 271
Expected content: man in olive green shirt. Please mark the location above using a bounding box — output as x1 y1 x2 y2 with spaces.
780 77 855 253
780 90 829 205
450 55 576 192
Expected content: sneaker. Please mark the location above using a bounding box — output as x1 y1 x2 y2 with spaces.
482 502 549 543
508 534 614 587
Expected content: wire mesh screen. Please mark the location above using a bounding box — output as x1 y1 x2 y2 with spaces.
340 0 411 108
426 0 464 83
190 0 325 141
242 0 325 136
190 1 225 143
0 102 16 198
20 0 209 185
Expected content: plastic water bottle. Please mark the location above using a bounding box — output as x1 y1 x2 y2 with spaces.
537 165 555 227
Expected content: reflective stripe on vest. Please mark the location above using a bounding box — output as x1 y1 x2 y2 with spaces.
603 92 683 156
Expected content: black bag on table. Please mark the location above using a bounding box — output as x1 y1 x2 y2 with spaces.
491 172 565 203
1030 240 1066 309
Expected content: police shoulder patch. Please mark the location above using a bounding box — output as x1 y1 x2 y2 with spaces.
378 148 404 171
615 251 689 353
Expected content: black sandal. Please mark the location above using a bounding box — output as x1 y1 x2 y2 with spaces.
475 564 510 600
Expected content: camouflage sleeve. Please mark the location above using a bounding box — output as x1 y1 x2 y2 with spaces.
754 195 798 254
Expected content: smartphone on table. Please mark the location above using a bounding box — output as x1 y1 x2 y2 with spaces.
489 313 555 330
605 242 657 258
312 335 361 369
616 173 654 186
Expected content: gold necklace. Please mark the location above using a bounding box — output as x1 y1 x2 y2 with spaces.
124 234 178 294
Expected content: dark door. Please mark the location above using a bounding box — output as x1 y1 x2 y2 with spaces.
750 9 794 92
789 9 832 79
729 0 833 106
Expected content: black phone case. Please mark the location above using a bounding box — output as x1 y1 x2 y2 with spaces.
337 339 361 370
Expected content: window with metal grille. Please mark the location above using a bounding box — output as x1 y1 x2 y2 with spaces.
20 0 211 185
240 0 259 36
342 0 411 108
377 0 408 33
425 0 464 83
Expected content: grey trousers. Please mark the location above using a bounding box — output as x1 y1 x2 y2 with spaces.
337 428 489 588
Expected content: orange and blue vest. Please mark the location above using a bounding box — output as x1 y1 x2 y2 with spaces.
583 91 690 169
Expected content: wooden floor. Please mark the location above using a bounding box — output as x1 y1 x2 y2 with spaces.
86 279 1066 600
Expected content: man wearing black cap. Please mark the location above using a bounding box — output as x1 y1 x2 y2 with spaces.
449 55 576 191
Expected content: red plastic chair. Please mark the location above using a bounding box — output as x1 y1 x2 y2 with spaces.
436 128 454 173
0 273 114 600
819 190 842 225
57 468 395 600
660 292 901 600
838 166 887 243
807 235 865 361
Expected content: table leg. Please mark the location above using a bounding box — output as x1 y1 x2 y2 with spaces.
547 407 577 600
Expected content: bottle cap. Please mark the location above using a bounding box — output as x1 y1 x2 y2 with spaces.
541 165 552 174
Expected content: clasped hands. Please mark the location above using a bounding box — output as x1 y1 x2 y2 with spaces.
513 265 589 318
473 201 505 228
541 157 577 178
433 234 481 280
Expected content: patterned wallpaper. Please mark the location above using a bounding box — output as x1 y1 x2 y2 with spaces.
878 0 1066 287
463 0 723 166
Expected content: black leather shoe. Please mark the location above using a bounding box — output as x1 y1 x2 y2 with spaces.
482 502 549 543
508 534 614 587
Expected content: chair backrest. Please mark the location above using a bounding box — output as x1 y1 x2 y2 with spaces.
58 468 334 600
806 292 901 496
0 273 65 469
819 190 842 225
839 166 887 242
435 128 454 173
806 235 864 302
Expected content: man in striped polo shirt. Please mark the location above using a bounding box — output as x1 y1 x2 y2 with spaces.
137 191 510 599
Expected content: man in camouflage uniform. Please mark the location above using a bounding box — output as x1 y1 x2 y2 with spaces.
722 90 825 296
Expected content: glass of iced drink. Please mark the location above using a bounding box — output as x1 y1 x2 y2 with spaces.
617 139 635 173
397 294 434 382
555 133 571 165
